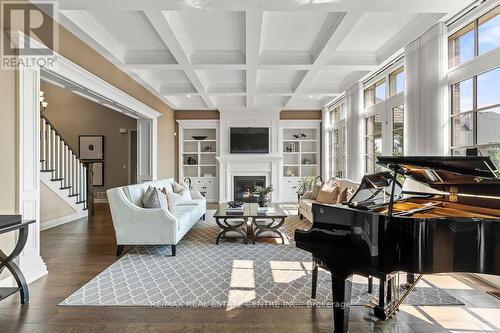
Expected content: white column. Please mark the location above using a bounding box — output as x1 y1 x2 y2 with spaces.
321 106 330 180
345 82 364 182
16 64 47 283
404 22 448 156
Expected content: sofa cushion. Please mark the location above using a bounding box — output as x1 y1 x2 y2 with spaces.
166 188 192 212
316 182 340 204
172 207 192 230
336 187 348 204
142 186 168 209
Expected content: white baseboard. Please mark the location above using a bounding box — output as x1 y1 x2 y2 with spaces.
41 211 88 231
94 198 108 204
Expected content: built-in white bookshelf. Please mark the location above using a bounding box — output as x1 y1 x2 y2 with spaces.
282 127 320 178
280 121 321 202
178 121 219 202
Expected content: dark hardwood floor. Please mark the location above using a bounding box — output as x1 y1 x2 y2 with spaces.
0 204 499 332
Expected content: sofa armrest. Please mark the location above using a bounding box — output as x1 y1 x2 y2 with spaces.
300 191 314 200
107 188 178 245
190 190 206 200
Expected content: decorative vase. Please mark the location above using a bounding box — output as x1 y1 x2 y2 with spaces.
257 194 270 207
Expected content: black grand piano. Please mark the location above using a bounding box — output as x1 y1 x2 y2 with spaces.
295 156 500 332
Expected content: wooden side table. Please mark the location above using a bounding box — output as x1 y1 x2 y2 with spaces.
0 216 35 305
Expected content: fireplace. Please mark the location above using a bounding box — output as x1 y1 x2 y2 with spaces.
233 176 266 203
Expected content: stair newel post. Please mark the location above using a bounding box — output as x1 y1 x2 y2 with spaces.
46 124 52 170
86 162 94 216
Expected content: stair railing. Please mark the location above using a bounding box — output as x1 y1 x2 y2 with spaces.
40 113 92 214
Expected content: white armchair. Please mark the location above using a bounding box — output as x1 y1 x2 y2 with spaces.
107 178 206 256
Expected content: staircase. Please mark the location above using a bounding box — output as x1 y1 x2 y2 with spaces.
40 114 89 214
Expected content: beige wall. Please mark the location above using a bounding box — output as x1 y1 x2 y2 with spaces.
40 183 76 225
0 54 17 283
41 81 137 194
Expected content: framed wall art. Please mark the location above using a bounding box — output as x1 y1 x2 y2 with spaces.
79 135 104 160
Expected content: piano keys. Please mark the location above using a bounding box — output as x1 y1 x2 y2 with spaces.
295 156 500 333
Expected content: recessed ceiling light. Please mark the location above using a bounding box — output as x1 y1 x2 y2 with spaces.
228 94 232 97
186 94 192 98
308 95 314 98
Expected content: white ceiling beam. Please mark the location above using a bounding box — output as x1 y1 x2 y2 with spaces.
144 10 217 109
245 9 264 108
285 12 363 108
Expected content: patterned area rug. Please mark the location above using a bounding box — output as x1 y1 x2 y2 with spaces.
60 210 463 308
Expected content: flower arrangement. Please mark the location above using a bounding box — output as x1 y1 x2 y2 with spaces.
253 184 274 195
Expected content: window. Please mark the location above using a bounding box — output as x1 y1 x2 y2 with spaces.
449 6 500 68
364 65 405 170
364 85 375 108
451 67 500 167
389 67 405 96
329 101 346 178
375 79 386 103
479 6 500 55
330 127 346 178
393 105 404 156
365 114 383 173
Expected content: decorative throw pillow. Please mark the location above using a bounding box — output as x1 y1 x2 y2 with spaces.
172 181 188 193
166 188 191 212
142 186 168 209
336 187 348 204
316 183 340 204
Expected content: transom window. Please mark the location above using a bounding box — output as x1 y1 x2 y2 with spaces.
448 6 500 68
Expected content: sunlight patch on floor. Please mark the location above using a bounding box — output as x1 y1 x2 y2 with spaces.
423 275 474 290
418 306 494 331
230 260 255 288
399 305 433 324
270 260 307 283
470 308 500 329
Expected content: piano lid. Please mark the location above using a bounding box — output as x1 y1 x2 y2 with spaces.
377 156 499 183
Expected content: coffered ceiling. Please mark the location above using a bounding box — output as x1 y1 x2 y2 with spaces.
47 0 474 110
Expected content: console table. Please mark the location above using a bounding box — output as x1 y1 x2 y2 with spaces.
0 215 35 304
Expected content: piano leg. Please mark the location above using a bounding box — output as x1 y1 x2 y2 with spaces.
374 276 388 320
331 275 352 333
368 276 373 294
311 259 318 299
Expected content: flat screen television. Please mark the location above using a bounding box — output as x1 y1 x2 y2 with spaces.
230 127 269 154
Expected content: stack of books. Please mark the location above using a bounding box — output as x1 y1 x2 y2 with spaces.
226 207 244 215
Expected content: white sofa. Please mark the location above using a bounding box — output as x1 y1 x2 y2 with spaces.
107 178 206 256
